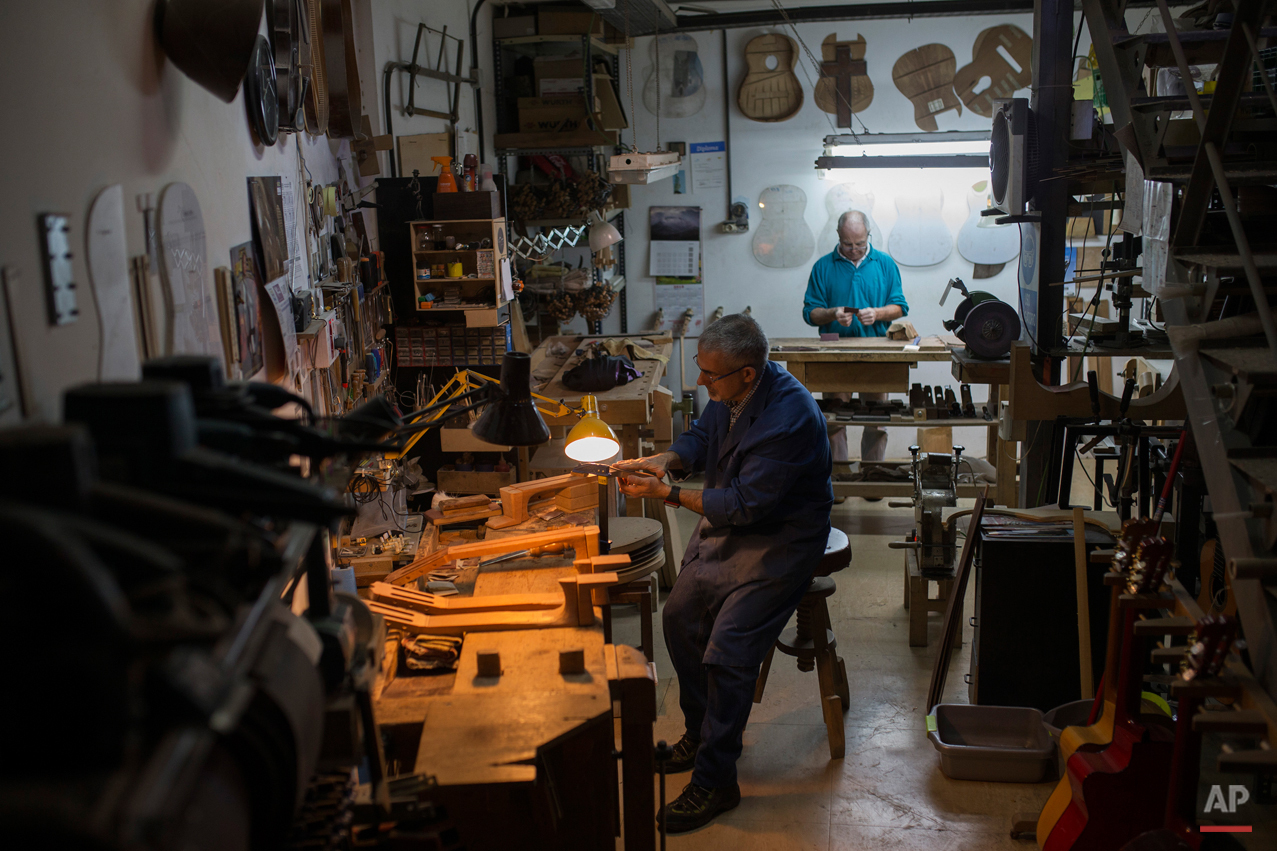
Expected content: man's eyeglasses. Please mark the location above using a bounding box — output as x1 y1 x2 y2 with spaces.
693 354 750 384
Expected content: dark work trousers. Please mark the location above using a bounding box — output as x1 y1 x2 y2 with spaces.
663 556 813 789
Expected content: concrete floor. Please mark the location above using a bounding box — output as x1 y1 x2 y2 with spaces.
610 495 1057 850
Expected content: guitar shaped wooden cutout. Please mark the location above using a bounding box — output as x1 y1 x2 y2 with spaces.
892 44 962 132
818 183 884 257
1118 616 1239 851
952 24 1033 118
1036 519 1159 847
957 180 1019 277
887 189 952 267
1042 537 1178 851
815 33 873 128
752 185 815 268
738 33 803 122
643 33 707 118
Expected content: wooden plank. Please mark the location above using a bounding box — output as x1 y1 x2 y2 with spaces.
412 691 611 784
769 335 958 362
799 361 911 393
1073 507 1094 699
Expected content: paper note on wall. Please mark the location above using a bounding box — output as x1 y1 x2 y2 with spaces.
654 283 705 337
264 277 299 378
690 142 726 192
281 175 304 292
500 257 514 301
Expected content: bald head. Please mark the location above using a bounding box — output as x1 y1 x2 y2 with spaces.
836 210 870 262
837 210 870 236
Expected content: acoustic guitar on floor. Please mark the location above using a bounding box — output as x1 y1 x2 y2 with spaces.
1120 615 1238 851
1036 517 1159 847
1041 537 1177 851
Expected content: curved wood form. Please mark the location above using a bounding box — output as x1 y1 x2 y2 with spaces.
385 525 603 586
367 572 620 635
371 582 563 613
1006 342 1185 438
372 555 631 613
302 0 328 135
487 473 597 529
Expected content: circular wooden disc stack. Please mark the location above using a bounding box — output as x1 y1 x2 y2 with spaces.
606 517 665 585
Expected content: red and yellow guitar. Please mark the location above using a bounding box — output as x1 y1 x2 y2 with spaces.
1041 537 1177 851
1036 518 1160 845
1120 615 1238 851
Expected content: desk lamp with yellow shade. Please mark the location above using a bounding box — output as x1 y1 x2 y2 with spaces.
382 353 623 547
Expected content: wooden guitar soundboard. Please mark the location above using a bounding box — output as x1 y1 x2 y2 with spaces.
892 44 962 132
738 33 803 122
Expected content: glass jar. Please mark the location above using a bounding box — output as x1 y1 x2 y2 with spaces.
431 224 445 250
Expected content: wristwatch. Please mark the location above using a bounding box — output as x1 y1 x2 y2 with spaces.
664 485 681 508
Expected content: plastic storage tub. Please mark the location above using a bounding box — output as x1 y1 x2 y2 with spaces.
1042 699 1094 739
927 704 1057 782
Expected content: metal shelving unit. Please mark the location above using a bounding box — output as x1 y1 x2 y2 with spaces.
1084 0 1277 732
492 30 628 337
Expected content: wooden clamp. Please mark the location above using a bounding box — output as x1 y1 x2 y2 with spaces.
487 473 599 529
1005 342 1185 440
385 525 603 586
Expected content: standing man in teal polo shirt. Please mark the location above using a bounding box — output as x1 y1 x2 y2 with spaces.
802 210 910 467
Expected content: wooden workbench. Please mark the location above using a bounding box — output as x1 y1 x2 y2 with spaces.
530 334 674 460
770 335 959 392
372 554 656 850
770 335 1017 505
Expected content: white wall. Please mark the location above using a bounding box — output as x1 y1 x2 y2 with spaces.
617 13 1035 456
613 9 1188 457
0 0 498 426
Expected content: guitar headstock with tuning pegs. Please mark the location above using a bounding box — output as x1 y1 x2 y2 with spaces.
1126 536 1173 595
1180 615 1238 682
1112 517 1159 576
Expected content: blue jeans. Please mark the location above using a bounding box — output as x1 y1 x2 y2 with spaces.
663 557 811 788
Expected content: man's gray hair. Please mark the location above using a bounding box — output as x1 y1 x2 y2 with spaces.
837 209 871 234
699 313 769 368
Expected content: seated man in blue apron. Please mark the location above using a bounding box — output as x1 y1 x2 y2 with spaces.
617 314 833 833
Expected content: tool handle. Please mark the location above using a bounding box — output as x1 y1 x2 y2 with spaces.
1087 370 1100 417
1120 377 1136 416
887 500 914 509
888 540 921 549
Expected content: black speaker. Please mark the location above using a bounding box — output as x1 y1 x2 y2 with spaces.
969 519 1115 712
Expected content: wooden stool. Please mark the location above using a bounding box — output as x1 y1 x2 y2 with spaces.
902 548 962 648
753 527 852 759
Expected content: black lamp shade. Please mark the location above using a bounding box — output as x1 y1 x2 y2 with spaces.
472 353 551 446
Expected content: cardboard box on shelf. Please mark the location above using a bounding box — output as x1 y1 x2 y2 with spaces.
493 14 537 38
518 95 591 133
534 56 587 93
537 7 605 37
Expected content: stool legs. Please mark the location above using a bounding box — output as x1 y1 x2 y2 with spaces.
811 598 846 759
